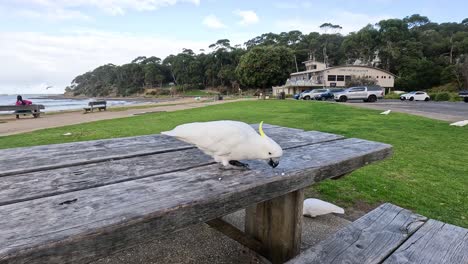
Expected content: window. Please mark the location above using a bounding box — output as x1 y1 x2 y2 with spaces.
328 75 337 81
345 75 351 81
389 76 392 79
350 87 365 92
376 76 379 78
337 75 345 81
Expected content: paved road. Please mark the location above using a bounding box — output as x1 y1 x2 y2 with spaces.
341 100 468 122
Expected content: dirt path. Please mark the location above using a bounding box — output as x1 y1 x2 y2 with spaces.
0 98 252 136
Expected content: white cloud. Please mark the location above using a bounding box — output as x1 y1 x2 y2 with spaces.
15 0 201 16
275 11 390 34
234 10 259 26
0 30 209 94
16 8 92 21
202 14 226 29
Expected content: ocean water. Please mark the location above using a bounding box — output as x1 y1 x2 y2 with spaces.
0 94 138 113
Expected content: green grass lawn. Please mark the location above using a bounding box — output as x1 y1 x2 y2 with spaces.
1 100 466 227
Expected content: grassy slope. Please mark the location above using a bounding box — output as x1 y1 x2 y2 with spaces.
1 100 466 227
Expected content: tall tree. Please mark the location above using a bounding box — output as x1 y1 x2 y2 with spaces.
236 46 294 89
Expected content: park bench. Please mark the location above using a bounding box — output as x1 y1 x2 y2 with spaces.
287 203 467 264
84 100 107 113
0 104 45 118
0 124 393 264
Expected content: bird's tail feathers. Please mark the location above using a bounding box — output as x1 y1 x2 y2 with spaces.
161 130 175 136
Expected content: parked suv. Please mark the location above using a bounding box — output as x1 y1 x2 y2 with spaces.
300 89 329 100
459 90 468 103
334 86 384 102
315 88 345 101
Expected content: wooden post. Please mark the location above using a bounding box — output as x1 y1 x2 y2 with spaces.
245 189 304 264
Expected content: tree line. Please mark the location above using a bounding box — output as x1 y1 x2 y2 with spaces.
67 14 468 97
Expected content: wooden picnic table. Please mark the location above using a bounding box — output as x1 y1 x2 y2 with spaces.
0 124 392 264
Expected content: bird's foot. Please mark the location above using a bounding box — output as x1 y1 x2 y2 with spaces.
229 160 249 168
218 160 250 170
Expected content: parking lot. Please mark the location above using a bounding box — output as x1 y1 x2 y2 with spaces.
341 100 468 122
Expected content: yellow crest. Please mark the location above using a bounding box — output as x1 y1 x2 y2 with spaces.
259 121 265 137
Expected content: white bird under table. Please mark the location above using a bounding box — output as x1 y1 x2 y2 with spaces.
0 124 392 264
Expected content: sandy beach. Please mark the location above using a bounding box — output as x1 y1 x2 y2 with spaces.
0 97 252 136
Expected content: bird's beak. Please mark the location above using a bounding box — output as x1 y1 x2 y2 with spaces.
268 158 280 168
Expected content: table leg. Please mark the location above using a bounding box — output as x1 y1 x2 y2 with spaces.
245 189 304 264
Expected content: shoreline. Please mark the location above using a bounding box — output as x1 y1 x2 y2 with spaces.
29 94 182 102
0 97 254 136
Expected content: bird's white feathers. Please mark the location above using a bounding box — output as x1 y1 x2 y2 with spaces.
380 110 391 115
450 120 468 127
161 121 283 166
303 198 345 217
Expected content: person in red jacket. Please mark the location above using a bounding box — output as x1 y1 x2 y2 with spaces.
15 95 33 119
16 95 32 106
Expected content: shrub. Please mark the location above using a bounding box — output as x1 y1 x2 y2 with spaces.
145 88 171 96
384 93 401 99
434 92 450 101
429 83 459 93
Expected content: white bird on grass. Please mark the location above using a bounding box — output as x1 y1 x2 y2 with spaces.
449 120 468 127
380 110 391 115
303 198 345 217
161 121 283 169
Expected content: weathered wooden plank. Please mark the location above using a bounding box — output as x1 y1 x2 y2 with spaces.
206 218 265 255
383 219 468 264
0 148 215 206
0 138 392 264
0 134 192 177
245 189 304 264
286 203 427 264
0 125 342 177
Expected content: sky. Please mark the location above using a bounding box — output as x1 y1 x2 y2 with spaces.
0 0 467 94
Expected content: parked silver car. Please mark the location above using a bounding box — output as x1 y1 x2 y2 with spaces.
300 89 329 100
334 86 384 102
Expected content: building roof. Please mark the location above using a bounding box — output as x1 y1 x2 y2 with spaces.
290 65 396 77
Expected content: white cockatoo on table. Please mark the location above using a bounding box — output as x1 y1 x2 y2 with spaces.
303 198 345 217
161 121 283 169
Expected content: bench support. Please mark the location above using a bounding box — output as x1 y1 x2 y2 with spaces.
245 189 304 264
207 218 264 254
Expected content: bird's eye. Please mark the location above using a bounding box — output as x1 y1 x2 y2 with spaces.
268 152 272 155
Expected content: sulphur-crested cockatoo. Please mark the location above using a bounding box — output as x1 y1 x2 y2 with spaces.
450 120 468 127
380 110 391 115
161 121 283 168
303 198 345 217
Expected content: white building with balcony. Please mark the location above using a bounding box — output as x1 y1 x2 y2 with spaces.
272 59 396 96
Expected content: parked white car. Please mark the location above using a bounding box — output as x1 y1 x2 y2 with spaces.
400 91 430 101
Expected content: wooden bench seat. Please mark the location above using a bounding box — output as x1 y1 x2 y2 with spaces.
287 203 468 264
84 101 107 113
0 104 45 118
